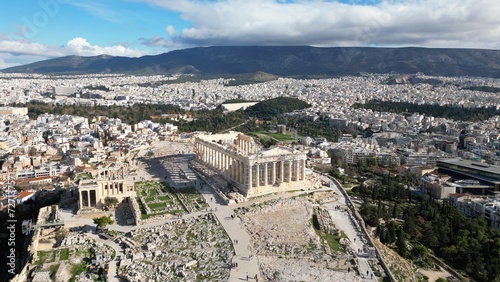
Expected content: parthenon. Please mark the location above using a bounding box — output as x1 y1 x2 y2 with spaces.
194 132 307 197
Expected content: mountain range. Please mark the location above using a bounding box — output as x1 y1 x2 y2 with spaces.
3 46 500 77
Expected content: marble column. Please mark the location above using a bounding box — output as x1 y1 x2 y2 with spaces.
211 148 215 167
287 161 292 182
263 163 268 186
220 152 224 171
271 162 276 185
87 191 91 207
214 150 217 168
255 164 260 187
280 161 284 183
300 160 306 180
204 146 207 163
206 146 209 163
225 155 229 176
295 160 299 181
224 154 227 171
221 153 224 172
248 163 253 188
79 191 83 209
216 150 220 169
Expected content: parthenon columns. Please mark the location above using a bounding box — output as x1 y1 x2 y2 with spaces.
287 161 292 182
295 160 300 181
263 163 268 186
271 162 276 185
248 163 253 188
195 136 308 197
280 161 284 183
255 164 260 187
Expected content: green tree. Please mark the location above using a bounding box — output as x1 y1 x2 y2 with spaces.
93 215 114 230
104 196 119 208
396 228 409 258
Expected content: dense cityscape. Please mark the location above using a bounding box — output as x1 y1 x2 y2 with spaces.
0 70 499 282
2 0 500 282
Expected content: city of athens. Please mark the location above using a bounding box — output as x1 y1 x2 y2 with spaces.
1 1 500 282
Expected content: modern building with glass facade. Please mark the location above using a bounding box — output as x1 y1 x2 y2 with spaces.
437 158 500 194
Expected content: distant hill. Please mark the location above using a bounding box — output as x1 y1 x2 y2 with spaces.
3 46 500 77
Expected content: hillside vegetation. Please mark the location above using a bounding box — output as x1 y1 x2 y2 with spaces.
245 97 311 119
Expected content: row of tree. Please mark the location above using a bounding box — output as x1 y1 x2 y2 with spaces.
352 99 499 122
13 98 354 142
358 190 500 281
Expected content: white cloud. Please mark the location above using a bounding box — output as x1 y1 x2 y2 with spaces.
0 40 63 57
0 37 146 68
139 0 500 49
0 37 144 58
0 58 9 69
65 37 143 57
165 25 177 37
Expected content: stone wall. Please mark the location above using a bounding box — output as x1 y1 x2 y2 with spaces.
313 206 338 235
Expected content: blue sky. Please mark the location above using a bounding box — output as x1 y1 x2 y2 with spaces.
1 0 499 68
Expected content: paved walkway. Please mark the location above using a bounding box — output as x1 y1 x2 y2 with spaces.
195 181 261 281
86 233 125 282
320 175 376 281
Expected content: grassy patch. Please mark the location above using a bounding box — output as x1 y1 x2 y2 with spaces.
60 248 69 260
69 261 87 281
321 232 344 252
268 132 295 140
49 263 60 280
148 202 165 209
75 172 93 181
35 251 49 265
157 195 169 201
311 215 344 252
136 197 147 214
145 196 156 202
248 131 297 141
